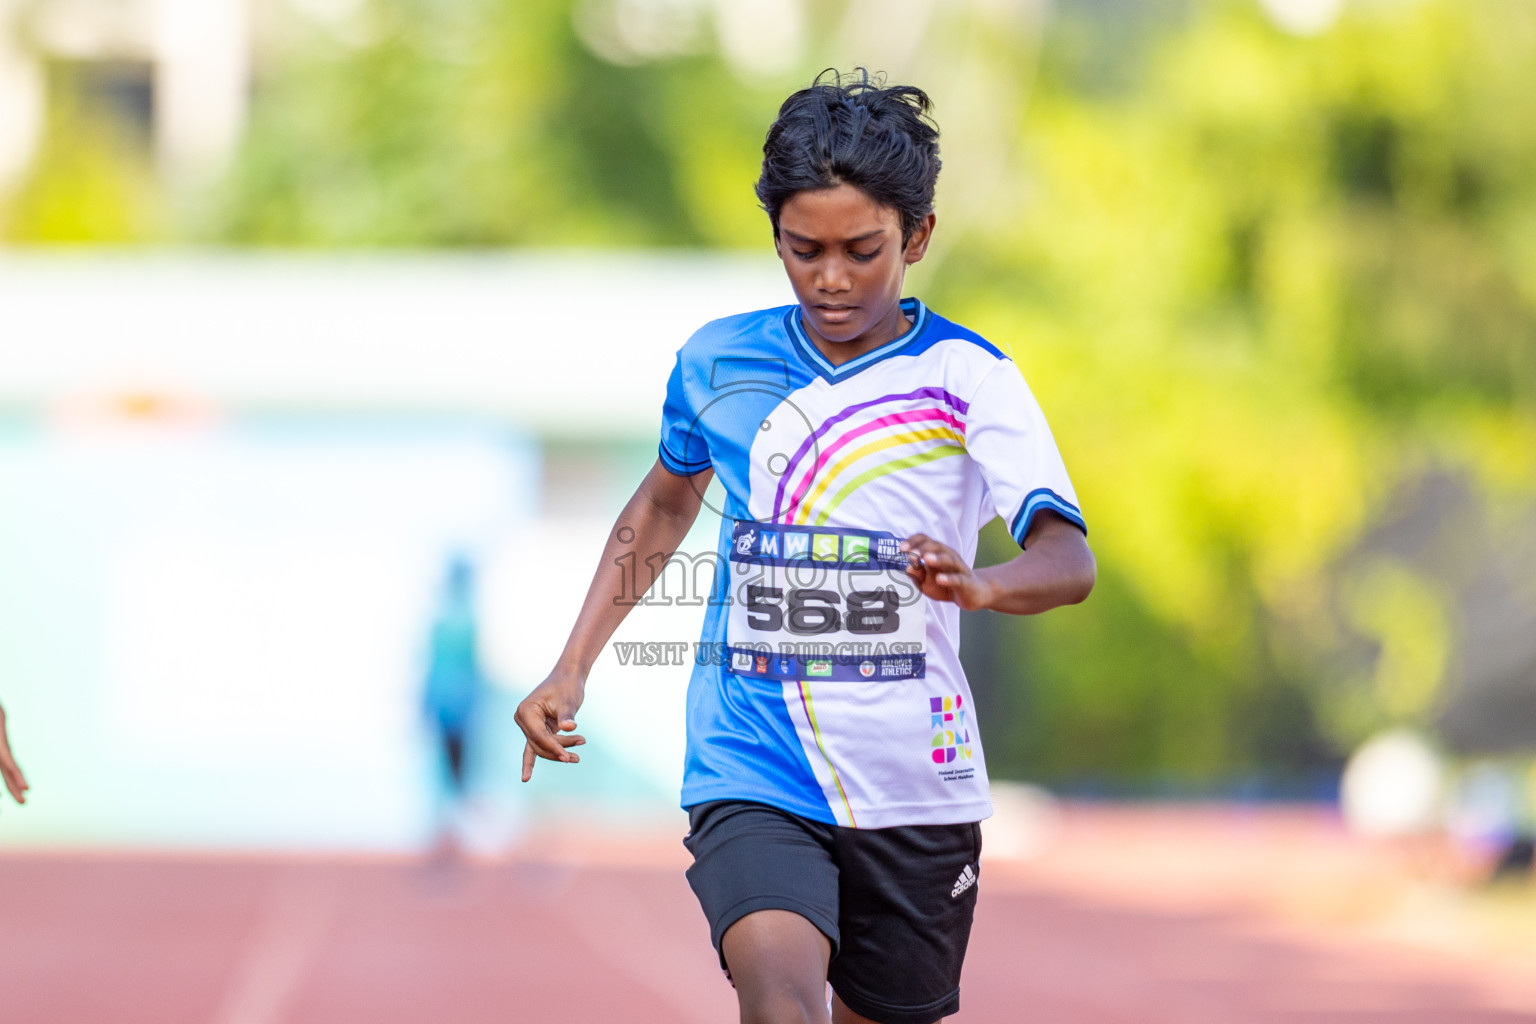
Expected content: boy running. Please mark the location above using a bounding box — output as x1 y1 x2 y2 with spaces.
516 71 1094 1024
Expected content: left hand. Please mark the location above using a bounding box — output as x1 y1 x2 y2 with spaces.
901 534 996 612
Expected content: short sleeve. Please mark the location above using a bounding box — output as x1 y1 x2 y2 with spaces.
965 360 1085 547
657 351 713 476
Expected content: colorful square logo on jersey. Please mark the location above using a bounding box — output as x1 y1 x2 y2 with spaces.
929 694 966 730
783 532 810 560
756 530 780 558
842 535 870 563
928 694 972 765
732 651 755 674
812 534 840 562
806 660 832 677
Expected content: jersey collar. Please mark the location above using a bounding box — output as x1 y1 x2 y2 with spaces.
785 297 931 383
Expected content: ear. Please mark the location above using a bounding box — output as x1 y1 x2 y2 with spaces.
903 212 937 265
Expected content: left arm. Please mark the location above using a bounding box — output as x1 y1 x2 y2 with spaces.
902 510 1095 615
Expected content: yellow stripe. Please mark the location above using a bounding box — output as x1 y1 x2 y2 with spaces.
807 445 965 527
800 682 857 828
791 427 964 526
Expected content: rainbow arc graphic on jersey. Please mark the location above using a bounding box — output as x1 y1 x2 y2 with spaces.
772 388 970 525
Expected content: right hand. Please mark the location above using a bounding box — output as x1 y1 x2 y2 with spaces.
0 703 28 808
514 673 587 782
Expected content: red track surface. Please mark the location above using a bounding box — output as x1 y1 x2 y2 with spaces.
3 810 1534 1024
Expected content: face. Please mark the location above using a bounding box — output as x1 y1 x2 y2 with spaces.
774 183 935 355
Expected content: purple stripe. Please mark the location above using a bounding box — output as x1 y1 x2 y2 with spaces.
770 388 971 522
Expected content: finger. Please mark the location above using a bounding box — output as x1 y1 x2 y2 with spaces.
516 704 573 762
0 764 24 803
555 734 586 748
905 542 947 568
912 537 954 559
919 544 961 567
934 573 973 597
930 562 968 583
521 741 536 782
543 715 581 761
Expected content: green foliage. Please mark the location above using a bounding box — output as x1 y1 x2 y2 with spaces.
936 0 1536 784
3 61 160 242
207 0 787 246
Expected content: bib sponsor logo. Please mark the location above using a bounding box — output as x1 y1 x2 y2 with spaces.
755 654 769 674
735 529 757 556
732 650 755 673
859 660 876 678
757 531 780 557
842 535 870 563
812 533 840 561
806 660 832 677
783 532 809 560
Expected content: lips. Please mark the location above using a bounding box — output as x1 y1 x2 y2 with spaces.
815 304 858 323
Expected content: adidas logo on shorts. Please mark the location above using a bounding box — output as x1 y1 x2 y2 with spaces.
950 863 977 898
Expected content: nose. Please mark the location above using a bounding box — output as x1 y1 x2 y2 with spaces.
816 257 851 294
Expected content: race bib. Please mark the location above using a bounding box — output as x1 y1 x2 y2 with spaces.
725 521 926 682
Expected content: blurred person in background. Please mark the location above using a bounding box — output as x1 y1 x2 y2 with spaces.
422 554 489 857
0 700 29 811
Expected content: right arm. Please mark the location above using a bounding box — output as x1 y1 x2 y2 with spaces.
514 459 712 781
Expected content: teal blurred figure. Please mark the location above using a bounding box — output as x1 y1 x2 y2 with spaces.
422 554 488 855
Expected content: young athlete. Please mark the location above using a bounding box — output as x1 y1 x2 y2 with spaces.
515 71 1095 1024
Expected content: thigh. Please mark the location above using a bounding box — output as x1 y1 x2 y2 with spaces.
828 821 981 1024
722 909 833 1022
684 800 842 970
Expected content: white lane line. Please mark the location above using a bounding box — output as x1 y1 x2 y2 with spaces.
211 872 339 1024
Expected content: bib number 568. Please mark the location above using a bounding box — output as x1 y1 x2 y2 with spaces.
744 586 900 636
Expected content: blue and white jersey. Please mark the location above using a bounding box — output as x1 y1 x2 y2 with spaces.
660 298 1084 828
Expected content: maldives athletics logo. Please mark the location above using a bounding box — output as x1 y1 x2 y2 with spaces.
928 694 972 765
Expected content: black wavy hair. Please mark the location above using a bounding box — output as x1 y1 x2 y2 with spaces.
756 69 941 246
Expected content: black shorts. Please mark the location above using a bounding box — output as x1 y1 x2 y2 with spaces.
683 800 982 1024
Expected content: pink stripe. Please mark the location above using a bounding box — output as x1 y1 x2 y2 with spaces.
779 408 966 524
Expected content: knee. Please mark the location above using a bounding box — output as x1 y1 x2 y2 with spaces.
738 985 828 1024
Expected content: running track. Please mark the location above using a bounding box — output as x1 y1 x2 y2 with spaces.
3 807 1533 1023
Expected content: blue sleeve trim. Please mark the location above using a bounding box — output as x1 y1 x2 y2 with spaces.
658 442 711 477
1009 488 1086 547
